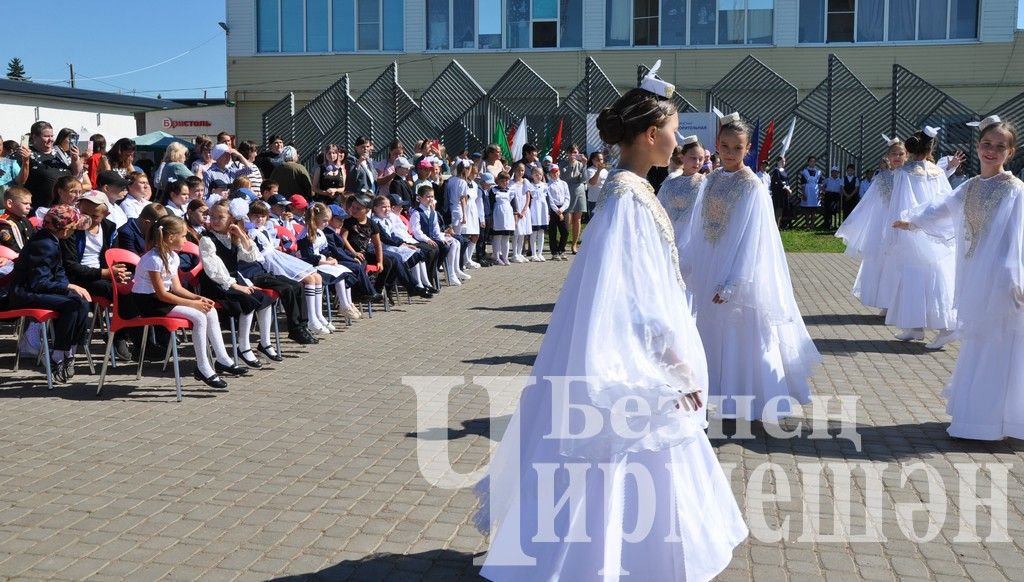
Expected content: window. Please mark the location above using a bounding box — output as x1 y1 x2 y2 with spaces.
257 0 403 52
306 0 329 51
747 0 773 43
661 0 687 45
479 0 503 48
634 0 659 46
533 0 558 47
560 0 583 47
427 0 450 49
606 0 631 45
799 0 976 43
453 0 476 48
827 0 854 42
416 0 581 50
690 0 718 44
507 0 530 47
257 0 280 52
718 0 746 44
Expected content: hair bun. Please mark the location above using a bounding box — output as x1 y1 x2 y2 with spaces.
597 108 626 145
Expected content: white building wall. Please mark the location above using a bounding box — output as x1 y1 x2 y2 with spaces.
0 96 140 146
227 0 256 56
406 0 425 52
582 0 605 48
774 0 800 45
979 0 1018 42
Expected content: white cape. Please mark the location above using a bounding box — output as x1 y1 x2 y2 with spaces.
835 169 898 307
476 170 747 581
680 167 819 421
906 172 1024 439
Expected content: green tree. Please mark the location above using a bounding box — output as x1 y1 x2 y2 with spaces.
6 58 29 81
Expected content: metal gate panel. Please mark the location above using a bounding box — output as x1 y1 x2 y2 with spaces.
262 92 295 145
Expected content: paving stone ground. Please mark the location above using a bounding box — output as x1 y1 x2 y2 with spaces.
0 253 1022 581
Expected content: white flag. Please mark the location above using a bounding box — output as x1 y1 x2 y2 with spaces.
780 118 797 156
510 117 528 162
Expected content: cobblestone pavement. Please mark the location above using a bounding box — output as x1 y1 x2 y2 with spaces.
0 253 1022 581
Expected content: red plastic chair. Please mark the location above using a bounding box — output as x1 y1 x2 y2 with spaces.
97 249 193 401
0 246 59 390
274 226 299 254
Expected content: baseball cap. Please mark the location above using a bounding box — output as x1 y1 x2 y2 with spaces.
353 193 374 209
480 172 495 184
268 194 290 207
229 187 258 201
97 171 129 190
79 191 110 206
395 156 413 169
328 203 346 218
543 155 553 163
211 143 232 161
209 179 229 190
471 152 483 160
288 194 309 211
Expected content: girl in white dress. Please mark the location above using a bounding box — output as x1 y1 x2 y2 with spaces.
895 116 1024 439
246 201 334 330
527 166 550 262
371 195 433 290
659 135 706 253
510 163 533 263
879 128 959 347
459 165 485 269
836 137 908 314
297 203 359 329
680 113 820 422
489 172 515 266
476 82 746 582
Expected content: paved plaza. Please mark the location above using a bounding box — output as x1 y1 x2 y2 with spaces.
0 253 1022 581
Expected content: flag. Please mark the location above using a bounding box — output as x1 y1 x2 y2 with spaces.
780 118 797 157
506 122 517 149
510 117 528 162
548 118 564 161
540 120 553 162
744 118 761 168
757 119 776 168
493 118 512 161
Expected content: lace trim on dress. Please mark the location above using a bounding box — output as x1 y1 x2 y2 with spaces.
600 170 687 292
661 173 704 224
701 167 759 244
962 172 1022 258
905 160 944 178
875 170 895 204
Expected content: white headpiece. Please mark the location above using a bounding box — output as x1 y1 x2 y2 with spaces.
881 134 902 147
228 198 250 221
923 126 941 138
680 135 699 146
640 60 675 99
967 115 1002 132
712 107 742 126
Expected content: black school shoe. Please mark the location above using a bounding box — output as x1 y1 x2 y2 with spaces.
288 328 319 345
193 369 228 389
257 343 284 362
214 361 249 376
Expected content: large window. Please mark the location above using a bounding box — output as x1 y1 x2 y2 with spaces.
799 0 978 43
426 0 581 50
608 0 773 46
256 0 404 52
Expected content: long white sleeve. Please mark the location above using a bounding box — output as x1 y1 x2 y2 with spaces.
198 236 236 290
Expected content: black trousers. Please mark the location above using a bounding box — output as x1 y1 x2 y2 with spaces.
249 273 307 331
822 191 842 228
842 194 860 218
548 211 568 255
10 291 89 352
336 258 376 297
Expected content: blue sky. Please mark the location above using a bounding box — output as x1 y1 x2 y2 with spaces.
3 0 1023 99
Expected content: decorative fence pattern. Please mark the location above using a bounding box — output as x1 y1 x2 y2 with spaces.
263 55 1024 176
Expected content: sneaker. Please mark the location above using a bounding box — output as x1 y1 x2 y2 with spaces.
457 271 472 280
325 321 338 332
925 329 959 350
51 357 70 385
346 305 362 320
529 256 542 262
467 261 482 269
894 328 925 341
114 337 133 361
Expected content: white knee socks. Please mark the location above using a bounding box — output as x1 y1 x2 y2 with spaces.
531 231 545 258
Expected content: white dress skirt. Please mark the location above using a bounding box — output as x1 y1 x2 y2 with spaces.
878 161 957 330
476 169 747 581
512 181 533 236
372 215 418 262
459 182 484 236
303 229 351 282
529 182 550 230
249 227 317 281
905 172 1024 439
680 168 820 422
490 188 516 234
835 169 897 308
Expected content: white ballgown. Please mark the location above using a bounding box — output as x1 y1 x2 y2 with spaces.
476 169 747 581
680 167 819 421
659 172 705 253
836 169 898 307
904 171 1024 439
879 160 957 330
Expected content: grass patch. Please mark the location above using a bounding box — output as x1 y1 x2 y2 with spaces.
780 230 846 253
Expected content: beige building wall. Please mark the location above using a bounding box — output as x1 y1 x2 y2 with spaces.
229 32 1024 142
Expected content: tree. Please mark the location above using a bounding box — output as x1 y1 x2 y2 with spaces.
6 58 29 81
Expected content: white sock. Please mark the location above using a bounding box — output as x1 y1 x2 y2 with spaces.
257 306 273 348
334 281 349 310
514 235 524 257
315 285 330 326
463 243 474 266
238 312 254 352
303 285 321 328
416 263 429 286
446 241 461 278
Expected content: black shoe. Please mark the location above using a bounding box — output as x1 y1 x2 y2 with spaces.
64 356 75 380
257 343 284 362
193 369 228 389
50 358 70 385
114 338 132 361
214 361 249 376
412 286 434 299
238 349 263 369
288 329 318 345
369 292 385 303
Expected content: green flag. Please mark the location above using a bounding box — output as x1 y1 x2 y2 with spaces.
493 118 512 161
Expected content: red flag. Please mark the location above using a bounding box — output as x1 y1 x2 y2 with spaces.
506 123 517 148
757 119 775 168
548 119 564 161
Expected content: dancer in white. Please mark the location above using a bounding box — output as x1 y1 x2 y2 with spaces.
895 116 1024 439
836 136 908 315
476 69 746 582
659 135 705 253
680 112 819 422
879 127 959 347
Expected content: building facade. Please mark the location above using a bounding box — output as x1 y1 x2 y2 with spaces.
225 0 1023 142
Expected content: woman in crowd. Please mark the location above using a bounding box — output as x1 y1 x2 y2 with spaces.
99 138 139 178
312 143 346 204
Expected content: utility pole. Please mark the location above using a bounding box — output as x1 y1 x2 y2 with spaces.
68 63 75 88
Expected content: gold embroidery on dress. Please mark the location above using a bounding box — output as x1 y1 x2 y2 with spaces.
962 172 1021 258
600 170 687 291
701 168 759 244
875 171 895 204
661 173 704 227
905 160 943 178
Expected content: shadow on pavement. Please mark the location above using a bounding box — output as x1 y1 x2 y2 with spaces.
271 549 485 581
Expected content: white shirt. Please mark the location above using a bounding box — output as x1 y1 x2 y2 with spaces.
585 167 608 202
198 232 262 290
120 196 149 220
82 229 102 269
133 249 179 294
824 176 843 193
106 202 128 229
410 204 443 242
547 179 571 212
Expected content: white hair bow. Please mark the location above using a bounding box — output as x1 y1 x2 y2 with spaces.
680 135 699 146
712 107 742 126
922 126 941 138
881 134 902 146
966 115 1001 132
640 60 675 99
